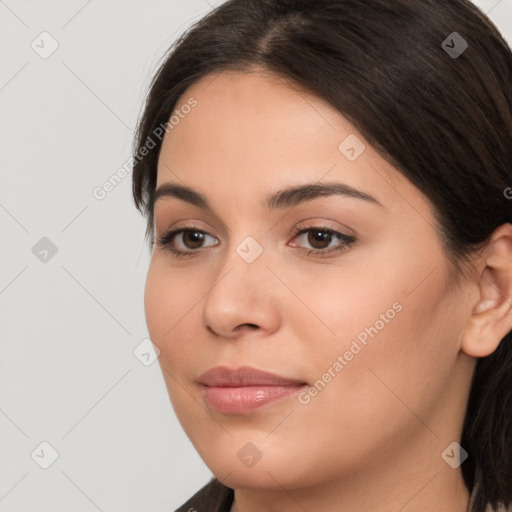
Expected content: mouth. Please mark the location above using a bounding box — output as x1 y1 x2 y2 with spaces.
197 365 308 415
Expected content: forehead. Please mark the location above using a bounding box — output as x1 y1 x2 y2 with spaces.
155 70 429 220
161 69 362 158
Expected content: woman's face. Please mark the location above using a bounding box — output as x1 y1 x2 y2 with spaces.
145 70 475 492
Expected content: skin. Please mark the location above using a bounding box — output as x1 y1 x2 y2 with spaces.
144 68 512 512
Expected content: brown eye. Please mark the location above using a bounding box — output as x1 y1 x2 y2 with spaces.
155 227 218 258
181 230 207 250
156 224 355 259
290 226 355 257
306 230 333 250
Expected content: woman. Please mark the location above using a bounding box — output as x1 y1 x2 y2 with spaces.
131 0 512 510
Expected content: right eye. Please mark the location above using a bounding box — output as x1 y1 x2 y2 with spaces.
155 226 219 258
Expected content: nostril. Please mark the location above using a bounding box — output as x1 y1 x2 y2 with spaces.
238 323 259 331
206 323 259 337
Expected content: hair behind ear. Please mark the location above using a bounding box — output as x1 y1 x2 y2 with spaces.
461 330 512 511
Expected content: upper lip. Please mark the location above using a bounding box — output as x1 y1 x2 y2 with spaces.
197 366 307 387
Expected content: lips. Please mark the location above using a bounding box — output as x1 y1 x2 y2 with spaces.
197 365 307 387
197 366 308 414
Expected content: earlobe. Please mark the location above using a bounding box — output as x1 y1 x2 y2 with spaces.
461 224 512 359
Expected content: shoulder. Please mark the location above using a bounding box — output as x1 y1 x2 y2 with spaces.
173 477 234 512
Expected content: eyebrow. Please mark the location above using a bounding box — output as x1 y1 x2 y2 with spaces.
151 181 384 212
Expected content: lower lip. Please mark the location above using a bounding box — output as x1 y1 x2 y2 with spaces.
202 384 307 414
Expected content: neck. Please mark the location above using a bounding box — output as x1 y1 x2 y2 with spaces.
229 435 471 512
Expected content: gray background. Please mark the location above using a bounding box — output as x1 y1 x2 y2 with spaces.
1 1 511 510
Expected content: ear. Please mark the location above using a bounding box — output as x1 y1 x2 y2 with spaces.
461 223 512 358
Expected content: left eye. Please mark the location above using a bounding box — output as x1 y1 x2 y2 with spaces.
289 227 355 256
155 226 355 258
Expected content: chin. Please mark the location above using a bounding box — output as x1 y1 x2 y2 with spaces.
200 443 324 492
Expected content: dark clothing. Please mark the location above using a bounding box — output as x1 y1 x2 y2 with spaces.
174 477 233 512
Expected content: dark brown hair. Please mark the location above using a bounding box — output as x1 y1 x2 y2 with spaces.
131 1 512 510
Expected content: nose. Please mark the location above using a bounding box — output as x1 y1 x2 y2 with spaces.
202 247 282 340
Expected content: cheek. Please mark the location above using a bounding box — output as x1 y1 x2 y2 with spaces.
143 260 202 365
144 261 206 428
292 244 455 419
144 262 169 342
281 258 403 368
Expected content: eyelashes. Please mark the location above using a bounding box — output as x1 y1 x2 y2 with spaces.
155 223 356 259
156 226 215 258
